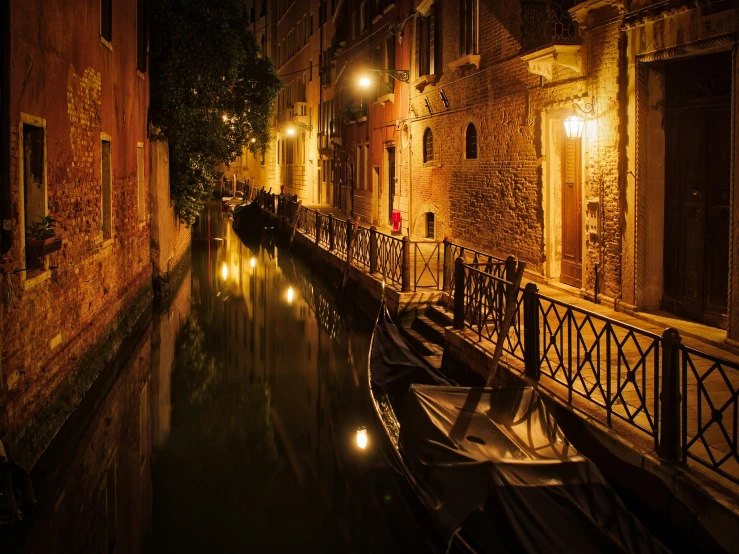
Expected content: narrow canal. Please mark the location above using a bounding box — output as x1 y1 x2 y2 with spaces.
8 203 437 554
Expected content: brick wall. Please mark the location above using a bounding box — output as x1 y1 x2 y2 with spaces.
0 0 173 459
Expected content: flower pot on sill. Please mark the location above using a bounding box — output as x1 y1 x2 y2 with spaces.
26 236 62 255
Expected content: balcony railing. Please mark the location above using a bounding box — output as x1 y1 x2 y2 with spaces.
521 0 580 52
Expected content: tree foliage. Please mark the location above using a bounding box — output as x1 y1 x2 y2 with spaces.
149 0 282 223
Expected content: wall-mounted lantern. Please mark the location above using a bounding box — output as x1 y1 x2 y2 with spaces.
563 99 595 139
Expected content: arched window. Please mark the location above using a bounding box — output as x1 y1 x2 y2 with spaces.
465 123 477 159
423 128 434 163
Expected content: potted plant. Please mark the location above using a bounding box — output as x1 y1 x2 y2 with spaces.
26 215 61 254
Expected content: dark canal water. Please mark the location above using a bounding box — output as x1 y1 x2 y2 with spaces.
7 204 437 553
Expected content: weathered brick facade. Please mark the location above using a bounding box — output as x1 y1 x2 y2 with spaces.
1 0 191 464
245 0 739 341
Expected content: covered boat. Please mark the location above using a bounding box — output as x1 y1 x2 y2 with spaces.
232 199 264 236
369 302 669 554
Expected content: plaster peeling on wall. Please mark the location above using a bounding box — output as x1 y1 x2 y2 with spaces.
66 67 102 170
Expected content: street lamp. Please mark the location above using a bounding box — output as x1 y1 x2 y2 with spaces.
285 122 314 137
563 100 595 139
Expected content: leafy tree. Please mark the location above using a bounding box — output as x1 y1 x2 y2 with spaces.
149 0 282 223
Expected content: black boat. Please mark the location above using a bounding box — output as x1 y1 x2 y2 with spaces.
232 199 265 236
368 301 670 554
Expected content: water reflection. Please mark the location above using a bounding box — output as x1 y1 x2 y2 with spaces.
150 205 376 552
9 204 437 554
12 267 192 554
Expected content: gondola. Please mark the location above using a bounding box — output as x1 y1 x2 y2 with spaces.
232 199 266 237
368 300 670 554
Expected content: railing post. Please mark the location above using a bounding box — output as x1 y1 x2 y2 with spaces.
442 237 452 293
453 257 465 330
401 236 411 292
328 214 335 251
523 283 540 381
346 218 352 254
315 213 321 248
369 226 378 274
505 255 516 284
659 328 682 462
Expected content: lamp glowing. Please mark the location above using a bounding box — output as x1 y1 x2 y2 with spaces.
287 286 294 304
286 127 296 136
356 427 368 450
359 76 371 88
250 257 257 269
251 137 256 143
564 113 585 139
220 262 228 281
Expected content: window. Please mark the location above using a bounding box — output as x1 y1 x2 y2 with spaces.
309 60 313 81
101 138 112 240
423 128 433 163
417 5 435 76
101 0 112 42
137 143 145 221
21 118 47 270
426 212 435 238
465 123 477 159
360 1 368 33
460 0 479 56
136 0 146 72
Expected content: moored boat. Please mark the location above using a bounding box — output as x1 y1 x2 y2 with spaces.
368 301 670 554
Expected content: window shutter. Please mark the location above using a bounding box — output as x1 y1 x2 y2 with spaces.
429 4 435 75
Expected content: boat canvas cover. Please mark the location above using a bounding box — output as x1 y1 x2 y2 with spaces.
400 385 668 554
369 310 451 402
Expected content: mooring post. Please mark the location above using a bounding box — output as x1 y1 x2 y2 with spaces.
369 226 378 274
659 328 682 462
328 214 335 251
401 236 411 292
453 257 465 330
442 237 452 294
523 282 540 381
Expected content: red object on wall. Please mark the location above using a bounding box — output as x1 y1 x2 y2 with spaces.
391 210 402 233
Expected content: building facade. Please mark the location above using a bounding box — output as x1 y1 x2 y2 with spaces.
0 0 190 465
232 0 739 343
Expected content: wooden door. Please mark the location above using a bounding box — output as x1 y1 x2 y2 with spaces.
387 147 396 221
561 137 582 289
664 52 731 327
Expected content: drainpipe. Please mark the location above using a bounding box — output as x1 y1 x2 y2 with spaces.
1 0 11 254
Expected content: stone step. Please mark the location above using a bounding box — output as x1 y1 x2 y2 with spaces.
400 326 437 357
424 355 443 371
425 304 453 329
411 315 446 347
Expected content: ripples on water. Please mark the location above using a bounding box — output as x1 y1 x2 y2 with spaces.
8 204 436 554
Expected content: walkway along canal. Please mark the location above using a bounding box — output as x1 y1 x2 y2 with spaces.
257 189 739 552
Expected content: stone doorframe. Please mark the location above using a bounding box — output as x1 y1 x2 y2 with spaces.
627 34 738 341
541 105 587 288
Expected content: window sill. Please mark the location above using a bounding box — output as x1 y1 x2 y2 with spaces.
412 74 438 92
137 70 146 80
23 269 51 291
448 54 480 73
356 115 368 124
100 36 113 51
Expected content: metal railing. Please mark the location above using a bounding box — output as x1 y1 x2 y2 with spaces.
450 259 739 485
261 198 739 485
682 345 739 483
